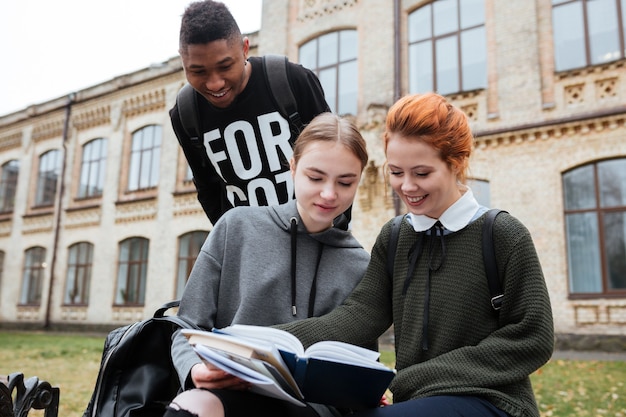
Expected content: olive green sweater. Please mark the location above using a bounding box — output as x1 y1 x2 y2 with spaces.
278 211 554 417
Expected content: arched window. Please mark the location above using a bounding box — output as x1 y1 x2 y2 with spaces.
300 30 358 115
0 160 19 213
552 0 626 71
78 138 107 198
176 231 209 298
64 242 94 305
563 158 626 295
36 150 61 206
128 125 161 191
408 0 487 95
20 246 46 305
115 237 149 305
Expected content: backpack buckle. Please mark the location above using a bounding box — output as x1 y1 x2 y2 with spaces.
491 294 504 311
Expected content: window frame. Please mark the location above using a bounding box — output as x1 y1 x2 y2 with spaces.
35 149 61 207
78 138 107 199
114 237 149 306
563 158 626 297
176 231 209 299
552 0 626 72
299 29 358 115
0 160 19 213
20 246 46 306
64 242 94 305
408 0 487 96
127 125 161 192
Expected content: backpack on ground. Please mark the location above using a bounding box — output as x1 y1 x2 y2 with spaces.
83 300 197 417
387 209 506 312
175 54 304 145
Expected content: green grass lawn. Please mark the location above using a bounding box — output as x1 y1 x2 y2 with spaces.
1 331 625 417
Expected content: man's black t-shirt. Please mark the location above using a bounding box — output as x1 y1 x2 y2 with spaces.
171 56 330 224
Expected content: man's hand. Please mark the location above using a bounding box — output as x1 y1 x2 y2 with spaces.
190 363 251 390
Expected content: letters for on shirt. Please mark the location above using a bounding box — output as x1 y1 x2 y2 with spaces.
203 111 295 207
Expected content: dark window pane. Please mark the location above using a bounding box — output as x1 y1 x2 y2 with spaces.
566 212 602 293
603 211 626 289
598 159 626 207
563 165 597 210
0 160 19 212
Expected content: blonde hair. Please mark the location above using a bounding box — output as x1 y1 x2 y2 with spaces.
293 113 368 171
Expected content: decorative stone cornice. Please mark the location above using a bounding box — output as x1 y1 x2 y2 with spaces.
0 131 22 152
475 113 626 149
114 199 158 223
173 193 204 217
32 118 64 142
122 88 167 118
73 105 111 131
298 0 358 21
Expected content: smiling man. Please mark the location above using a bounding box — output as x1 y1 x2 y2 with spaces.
170 0 330 225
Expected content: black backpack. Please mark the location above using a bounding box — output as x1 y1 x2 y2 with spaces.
387 209 506 312
83 301 197 417
175 54 304 145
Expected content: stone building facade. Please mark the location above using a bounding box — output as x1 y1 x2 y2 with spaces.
0 0 625 348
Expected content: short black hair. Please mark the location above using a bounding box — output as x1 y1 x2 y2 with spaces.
179 1 242 50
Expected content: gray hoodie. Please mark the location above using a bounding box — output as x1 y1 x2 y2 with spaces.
172 200 370 387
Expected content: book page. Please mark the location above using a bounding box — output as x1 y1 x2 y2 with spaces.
193 344 306 407
183 328 299 393
215 324 305 356
305 341 387 368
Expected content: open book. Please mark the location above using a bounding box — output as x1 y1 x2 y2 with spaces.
182 325 395 409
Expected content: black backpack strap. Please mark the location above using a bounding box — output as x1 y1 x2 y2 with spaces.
386 215 405 278
154 300 180 318
483 209 506 311
153 300 198 329
176 83 211 167
176 84 200 140
262 54 303 136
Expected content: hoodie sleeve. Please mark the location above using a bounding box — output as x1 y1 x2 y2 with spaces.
171 217 228 387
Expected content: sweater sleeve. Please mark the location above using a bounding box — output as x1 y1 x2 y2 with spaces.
277 222 395 348
390 215 554 407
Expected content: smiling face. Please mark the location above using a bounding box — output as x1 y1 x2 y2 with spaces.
291 142 363 233
180 36 250 108
386 134 462 219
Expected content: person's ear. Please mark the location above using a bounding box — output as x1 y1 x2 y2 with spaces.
290 158 296 176
242 37 250 60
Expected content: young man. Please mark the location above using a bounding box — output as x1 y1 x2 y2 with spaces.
170 0 331 225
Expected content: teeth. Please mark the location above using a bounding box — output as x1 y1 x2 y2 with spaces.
407 195 425 203
210 90 228 97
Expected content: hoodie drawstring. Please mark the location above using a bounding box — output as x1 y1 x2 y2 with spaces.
290 217 324 318
290 217 298 315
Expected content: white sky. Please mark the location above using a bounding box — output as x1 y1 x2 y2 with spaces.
0 0 262 117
